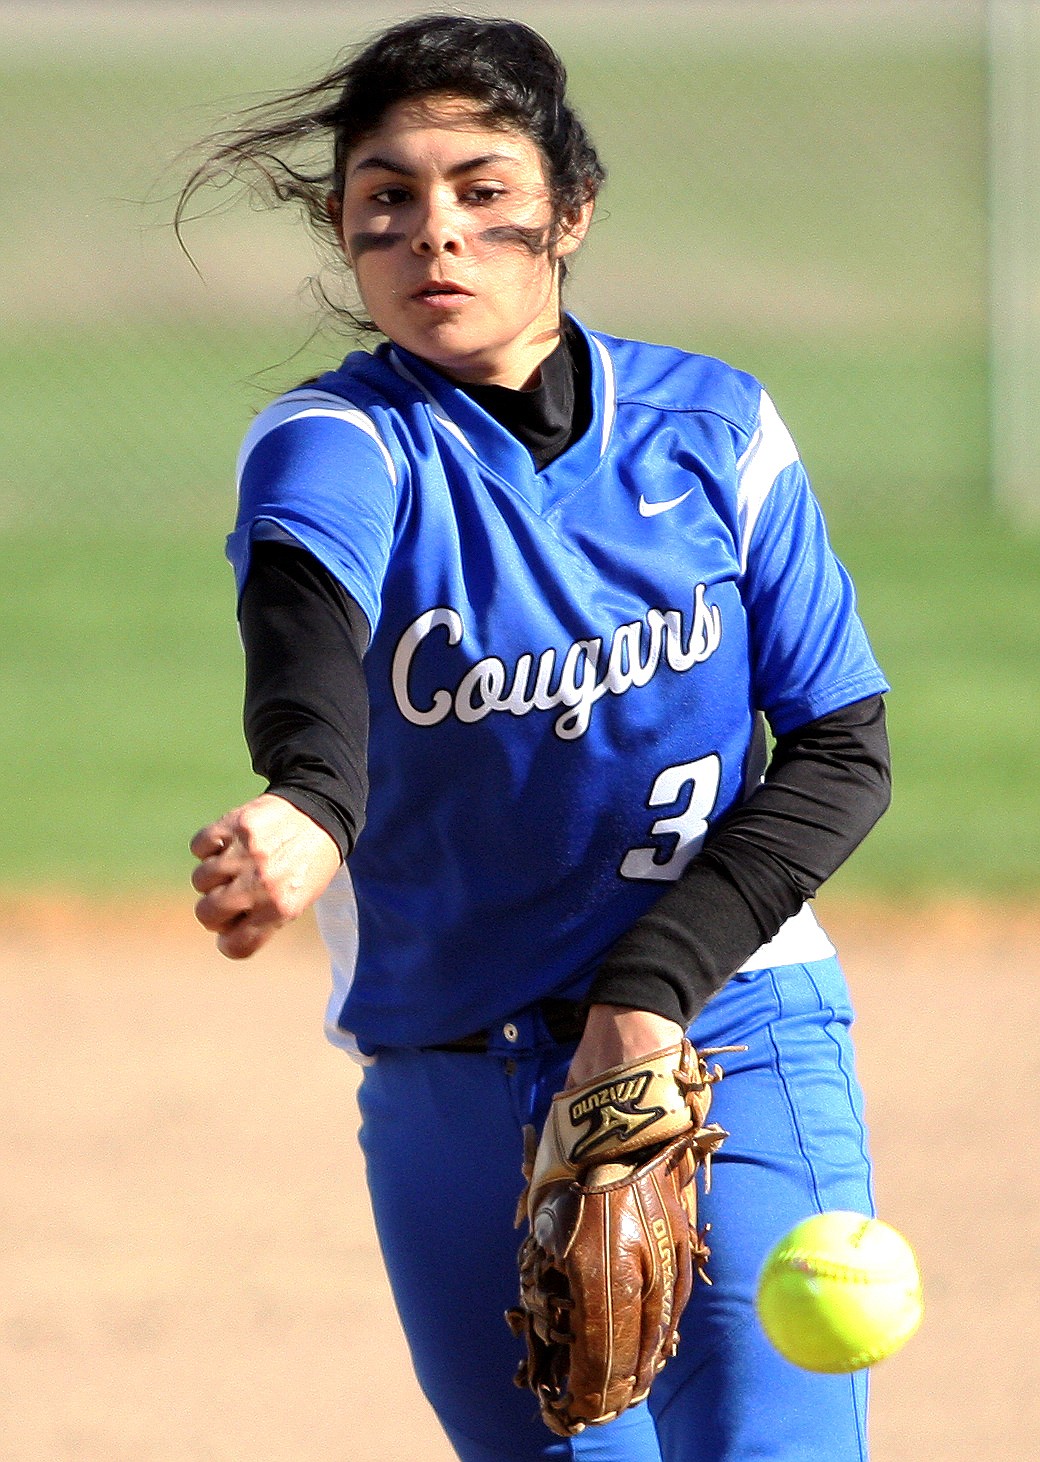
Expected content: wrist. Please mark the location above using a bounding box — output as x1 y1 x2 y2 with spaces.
566 1004 685 1089
588 1001 684 1046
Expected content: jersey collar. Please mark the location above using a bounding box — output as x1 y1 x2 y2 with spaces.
386 315 615 513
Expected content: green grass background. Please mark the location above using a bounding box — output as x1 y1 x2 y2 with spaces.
1 3 1036 898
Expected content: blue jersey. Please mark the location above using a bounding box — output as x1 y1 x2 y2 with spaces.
229 318 888 1053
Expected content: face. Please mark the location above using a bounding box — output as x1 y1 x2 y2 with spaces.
332 96 591 388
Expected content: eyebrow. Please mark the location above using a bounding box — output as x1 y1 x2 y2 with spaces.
350 152 514 179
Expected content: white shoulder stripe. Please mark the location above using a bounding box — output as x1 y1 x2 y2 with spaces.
736 389 799 573
236 389 397 487
589 335 616 457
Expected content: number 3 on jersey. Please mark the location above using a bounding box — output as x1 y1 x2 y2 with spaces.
619 754 721 882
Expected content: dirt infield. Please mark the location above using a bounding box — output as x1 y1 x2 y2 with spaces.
1 894 1036 1461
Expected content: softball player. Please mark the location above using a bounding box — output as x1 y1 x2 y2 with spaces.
188 15 891 1461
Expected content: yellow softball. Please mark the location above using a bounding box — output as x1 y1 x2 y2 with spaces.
755 1211 924 1373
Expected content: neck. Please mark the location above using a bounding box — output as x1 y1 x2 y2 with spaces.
443 322 564 391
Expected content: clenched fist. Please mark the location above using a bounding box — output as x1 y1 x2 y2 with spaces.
190 793 341 958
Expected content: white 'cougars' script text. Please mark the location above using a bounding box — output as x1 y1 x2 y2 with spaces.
390 585 723 741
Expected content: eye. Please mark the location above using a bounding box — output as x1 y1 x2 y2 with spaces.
463 185 506 205
371 186 411 206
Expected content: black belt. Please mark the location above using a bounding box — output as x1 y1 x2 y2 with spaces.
427 998 588 1053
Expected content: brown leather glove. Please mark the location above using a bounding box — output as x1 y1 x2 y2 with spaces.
506 1039 734 1437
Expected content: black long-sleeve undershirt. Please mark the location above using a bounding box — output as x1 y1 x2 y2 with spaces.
587 692 890 1024
240 540 891 1027
240 541 371 858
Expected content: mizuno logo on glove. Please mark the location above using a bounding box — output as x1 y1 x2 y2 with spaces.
568 1071 665 1161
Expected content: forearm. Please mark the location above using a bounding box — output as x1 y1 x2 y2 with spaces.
239 539 371 861
191 542 373 959
589 694 892 1027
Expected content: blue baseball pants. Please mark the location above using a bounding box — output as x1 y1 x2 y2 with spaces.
355 956 873 1461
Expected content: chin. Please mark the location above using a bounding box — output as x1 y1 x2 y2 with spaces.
409 330 500 378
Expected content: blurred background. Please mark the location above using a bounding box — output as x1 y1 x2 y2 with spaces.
2 8 1039 1462
1 0 1037 901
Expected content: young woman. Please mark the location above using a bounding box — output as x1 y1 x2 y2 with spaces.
186 14 891 1460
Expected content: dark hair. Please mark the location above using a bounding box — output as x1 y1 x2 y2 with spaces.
176 14 606 320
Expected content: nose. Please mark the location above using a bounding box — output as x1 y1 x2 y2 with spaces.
411 192 463 256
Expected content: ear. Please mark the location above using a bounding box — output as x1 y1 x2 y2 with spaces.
554 198 595 260
326 193 350 263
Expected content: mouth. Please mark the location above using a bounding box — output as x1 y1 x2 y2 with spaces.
411 281 472 302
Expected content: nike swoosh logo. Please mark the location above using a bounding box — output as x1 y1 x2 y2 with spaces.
637 487 695 517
